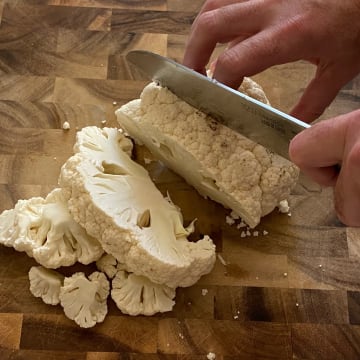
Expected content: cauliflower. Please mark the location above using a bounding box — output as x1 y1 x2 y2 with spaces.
59 271 109 328
59 127 216 288
96 253 176 316
96 253 125 279
111 269 176 316
116 82 299 228
0 188 103 268
28 266 64 305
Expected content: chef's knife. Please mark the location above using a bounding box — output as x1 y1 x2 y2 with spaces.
126 50 310 160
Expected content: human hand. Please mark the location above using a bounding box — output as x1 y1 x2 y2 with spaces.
289 109 360 226
183 0 360 122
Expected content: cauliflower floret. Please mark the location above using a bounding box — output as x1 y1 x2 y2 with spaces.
0 188 103 268
59 271 109 328
96 253 126 279
59 127 216 288
28 266 64 305
116 82 299 228
111 270 176 316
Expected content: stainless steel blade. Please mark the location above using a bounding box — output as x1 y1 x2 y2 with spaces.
126 50 310 159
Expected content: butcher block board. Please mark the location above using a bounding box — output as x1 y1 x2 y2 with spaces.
1 1 360 359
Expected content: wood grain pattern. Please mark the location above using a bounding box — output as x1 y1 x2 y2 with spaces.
0 1 359 359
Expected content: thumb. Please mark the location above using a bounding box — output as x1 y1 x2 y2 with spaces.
289 115 347 186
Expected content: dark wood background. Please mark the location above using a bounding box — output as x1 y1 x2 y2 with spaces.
1 0 360 359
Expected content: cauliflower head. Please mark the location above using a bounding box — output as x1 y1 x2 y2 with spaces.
0 188 103 268
59 126 216 288
59 271 109 328
116 82 299 228
29 266 64 305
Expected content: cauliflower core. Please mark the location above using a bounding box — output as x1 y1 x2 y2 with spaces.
116 82 299 228
60 127 216 288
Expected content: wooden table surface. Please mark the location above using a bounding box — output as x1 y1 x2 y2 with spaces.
1 1 360 359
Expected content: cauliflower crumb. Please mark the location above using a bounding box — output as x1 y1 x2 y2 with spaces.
230 210 240 220
240 231 246 238
101 120 107 125
207 352 216 360
278 199 290 213
201 288 208 296
237 221 247 228
62 121 70 130
263 230 269 236
225 215 235 226
144 158 153 164
283 272 288 277
253 230 259 237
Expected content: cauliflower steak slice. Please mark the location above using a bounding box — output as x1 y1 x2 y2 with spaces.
116 82 299 228
59 127 216 288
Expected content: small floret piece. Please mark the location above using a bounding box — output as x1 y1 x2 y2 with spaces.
116 82 299 228
59 271 109 328
0 188 103 268
28 266 64 305
111 270 176 316
59 126 216 288
96 253 125 279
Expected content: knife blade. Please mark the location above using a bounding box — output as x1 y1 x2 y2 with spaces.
126 50 310 159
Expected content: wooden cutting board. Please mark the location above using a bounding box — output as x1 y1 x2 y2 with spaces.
0 1 360 359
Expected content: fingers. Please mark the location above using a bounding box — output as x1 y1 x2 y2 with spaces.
289 116 346 186
333 110 360 225
183 0 268 73
335 144 360 226
289 109 360 226
212 20 307 88
290 63 357 123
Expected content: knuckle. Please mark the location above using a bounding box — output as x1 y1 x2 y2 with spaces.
216 50 239 72
196 10 219 33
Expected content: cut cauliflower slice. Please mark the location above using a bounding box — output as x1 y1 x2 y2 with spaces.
59 127 216 288
28 266 64 305
0 188 103 268
116 82 299 228
59 271 109 328
111 270 176 316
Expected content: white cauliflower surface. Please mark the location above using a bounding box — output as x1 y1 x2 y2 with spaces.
96 253 176 315
112 269 176 316
59 271 109 328
29 266 64 305
116 82 299 228
59 126 216 288
0 188 103 268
